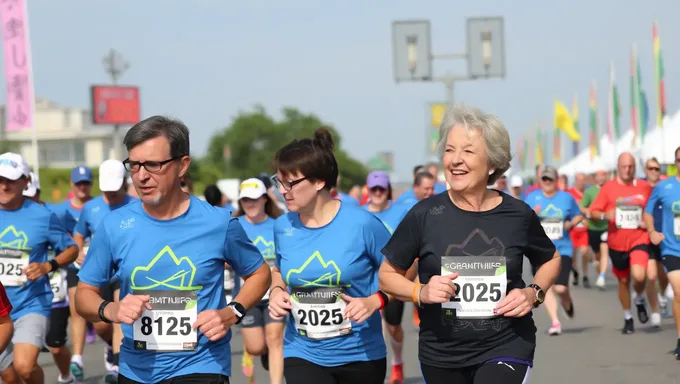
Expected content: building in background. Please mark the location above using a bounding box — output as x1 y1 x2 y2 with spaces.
0 97 124 168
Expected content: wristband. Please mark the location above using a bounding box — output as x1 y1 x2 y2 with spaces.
48 259 59 272
412 283 422 307
375 291 388 310
270 285 286 295
98 301 112 323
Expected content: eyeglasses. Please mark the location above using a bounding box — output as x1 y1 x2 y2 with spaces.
369 186 386 193
646 167 661 172
123 157 182 173
541 177 554 182
271 176 307 191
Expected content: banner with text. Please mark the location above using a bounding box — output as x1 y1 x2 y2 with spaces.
1 0 34 131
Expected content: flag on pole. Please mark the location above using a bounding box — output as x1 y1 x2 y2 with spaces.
630 44 643 144
572 94 580 156
653 21 666 127
553 129 561 162
607 62 621 141
535 125 544 165
589 82 599 159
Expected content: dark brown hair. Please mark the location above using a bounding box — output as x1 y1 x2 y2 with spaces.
234 194 284 219
272 127 339 191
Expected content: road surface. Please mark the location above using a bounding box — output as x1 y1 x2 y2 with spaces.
37 270 679 383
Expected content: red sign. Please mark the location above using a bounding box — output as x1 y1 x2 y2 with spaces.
90 85 140 125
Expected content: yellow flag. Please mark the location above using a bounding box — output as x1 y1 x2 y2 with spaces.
430 104 446 127
554 101 581 141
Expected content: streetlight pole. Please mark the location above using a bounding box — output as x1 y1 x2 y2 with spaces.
102 49 129 160
392 18 506 163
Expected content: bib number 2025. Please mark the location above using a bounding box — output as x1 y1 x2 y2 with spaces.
441 256 507 319
291 287 352 340
0 248 28 287
133 290 198 352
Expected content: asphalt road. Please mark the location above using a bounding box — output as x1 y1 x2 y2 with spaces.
36 268 680 384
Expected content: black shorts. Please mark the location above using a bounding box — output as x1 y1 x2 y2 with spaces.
45 306 70 348
284 357 386 384
421 361 531 384
241 301 285 328
661 255 680 273
531 256 571 287
66 268 79 289
587 229 607 252
119 373 229 384
649 243 663 261
383 299 404 326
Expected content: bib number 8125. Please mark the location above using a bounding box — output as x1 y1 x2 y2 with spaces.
139 316 192 337
296 308 343 327
451 282 502 303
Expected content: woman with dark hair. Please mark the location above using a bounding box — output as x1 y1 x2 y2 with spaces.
267 128 390 384
233 178 285 384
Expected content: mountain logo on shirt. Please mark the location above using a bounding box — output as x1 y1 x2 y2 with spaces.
444 229 506 259
671 201 680 213
130 245 203 291
379 220 394 235
539 204 564 219
616 194 646 205
251 236 275 260
0 226 31 255
285 251 348 288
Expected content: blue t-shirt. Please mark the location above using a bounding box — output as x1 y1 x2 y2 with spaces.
336 192 358 206
49 200 84 235
42 203 72 309
274 203 389 367
395 189 415 205
525 190 581 257
645 177 680 257
74 195 136 239
78 196 264 382
363 203 408 235
237 216 275 265
0 199 75 319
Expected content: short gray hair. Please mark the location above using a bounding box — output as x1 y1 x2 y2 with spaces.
436 105 512 185
123 115 190 158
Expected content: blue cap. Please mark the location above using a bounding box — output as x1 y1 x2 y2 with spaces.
71 166 93 184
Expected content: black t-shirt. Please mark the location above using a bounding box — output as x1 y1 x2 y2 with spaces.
382 191 556 369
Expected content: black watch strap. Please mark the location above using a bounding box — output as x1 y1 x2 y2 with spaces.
228 302 246 324
48 259 59 272
527 284 544 308
98 300 112 323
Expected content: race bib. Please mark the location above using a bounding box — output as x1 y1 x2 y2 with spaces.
223 269 234 291
0 248 29 286
540 218 564 240
261 259 276 301
674 214 680 237
50 269 67 303
441 256 507 319
133 290 198 352
616 205 642 229
290 287 352 340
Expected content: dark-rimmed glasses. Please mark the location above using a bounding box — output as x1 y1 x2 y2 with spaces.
123 157 182 173
271 176 307 191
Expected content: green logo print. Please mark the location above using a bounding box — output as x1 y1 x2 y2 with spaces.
0 226 29 250
252 236 275 260
539 204 564 219
130 246 203 291
495 265 506 276
184 299 197 310
286 251 348 287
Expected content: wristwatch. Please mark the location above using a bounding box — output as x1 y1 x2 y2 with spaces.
527 284 545 308
227 302 246 325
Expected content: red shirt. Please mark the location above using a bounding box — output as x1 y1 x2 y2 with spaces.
525 184 540 195
0 283 12 317
589 178 652 251
567 188 587 232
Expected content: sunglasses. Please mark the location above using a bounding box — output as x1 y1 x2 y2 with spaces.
369 186 386 193
541 177 555 182
646 167 660 172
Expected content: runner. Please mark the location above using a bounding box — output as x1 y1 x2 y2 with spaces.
580 169 610 290
525 166 583 335
508 175 524 200
234 178 285 384
75 115 271 383
268 127 390 384
643 146 680 359
0 152 78 384
363 170 413 384
567 173 592 288
524 164 544 196
399 172 437 210
203 185 230 208
379 106 560 383
73 159 136 383
643 157 671 317
394 165 426 205
24 174 77 383
426 162 448 194
589 152 661 333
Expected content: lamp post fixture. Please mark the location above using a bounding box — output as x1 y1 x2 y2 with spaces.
392 17 506 162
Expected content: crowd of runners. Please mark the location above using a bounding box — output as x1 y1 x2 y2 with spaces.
0 106 678 384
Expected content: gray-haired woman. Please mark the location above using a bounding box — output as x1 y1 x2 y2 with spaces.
378 105 561 384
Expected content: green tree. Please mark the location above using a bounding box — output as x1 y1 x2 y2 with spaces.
205 106 367 190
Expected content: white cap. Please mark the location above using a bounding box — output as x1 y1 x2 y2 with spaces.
99 159 126 192
0 152 29 181
510 175 523 188
238 178 267 200
23 172 41 197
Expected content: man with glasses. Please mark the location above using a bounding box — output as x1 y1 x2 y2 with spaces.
72 160 135 383
75 115 270 384
643 157 671 317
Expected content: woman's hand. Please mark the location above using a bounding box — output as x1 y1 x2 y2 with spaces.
268 287 292 320
420 274 459 304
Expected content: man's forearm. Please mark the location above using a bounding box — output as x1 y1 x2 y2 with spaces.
75 283 107 322
234 264 271 310
54 246 78 268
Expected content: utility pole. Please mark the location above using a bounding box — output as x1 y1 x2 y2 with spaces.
102 49 129 160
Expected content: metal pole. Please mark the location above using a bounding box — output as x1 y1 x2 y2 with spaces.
445 78 454 106
102 49 128 160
